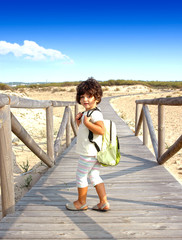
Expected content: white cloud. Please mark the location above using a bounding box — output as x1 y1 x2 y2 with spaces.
0 40 73 62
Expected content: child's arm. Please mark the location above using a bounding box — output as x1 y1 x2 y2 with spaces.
83 116 105 135
75 112 83 126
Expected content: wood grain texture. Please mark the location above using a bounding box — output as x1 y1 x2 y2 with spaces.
0 106 15 217
0 97 182 239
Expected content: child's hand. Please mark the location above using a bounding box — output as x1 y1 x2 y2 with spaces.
75 112 83 126
76 112 83 120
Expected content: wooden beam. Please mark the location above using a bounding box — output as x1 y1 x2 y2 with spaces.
135 103 140 133
143 105 158 159
69 108 77 137
52 101 77 107
54 107 69 157
8 95 52 108
158 135 182 164
136 98 160 105
135 108 143 136
159 97 182 106
0 94 10 107
158 104 165 158
0 93 77 108
11 113 53 168
0 105 15 217
136 97 182 106
143 109 148 147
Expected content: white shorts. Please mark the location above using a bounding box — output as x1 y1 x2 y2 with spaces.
76 155 103 188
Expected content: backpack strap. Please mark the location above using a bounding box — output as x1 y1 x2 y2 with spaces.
87 107 101 117
88 131 101 152
87 107 101 152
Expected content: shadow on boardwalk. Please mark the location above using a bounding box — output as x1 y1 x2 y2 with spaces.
0 97 182 239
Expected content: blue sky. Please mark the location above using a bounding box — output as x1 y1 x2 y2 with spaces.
0 0 182 83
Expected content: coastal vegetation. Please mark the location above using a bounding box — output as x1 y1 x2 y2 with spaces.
1 79 182 91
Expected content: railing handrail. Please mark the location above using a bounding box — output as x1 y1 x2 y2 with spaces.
0 93 78 218
136 96 182 105
135 96 182 166
0 93 77 108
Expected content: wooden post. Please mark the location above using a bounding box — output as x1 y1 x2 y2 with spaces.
143 106 149 147
158 104 165 159
0 105 15 217
135 103 140 133
46 106 54 162
66 107 71 147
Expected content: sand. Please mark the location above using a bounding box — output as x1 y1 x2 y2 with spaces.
0 85 181 209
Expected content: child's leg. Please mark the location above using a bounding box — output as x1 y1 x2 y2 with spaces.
95 183 109 209
71 155 98 209
88 161 110 210
73 186 88 209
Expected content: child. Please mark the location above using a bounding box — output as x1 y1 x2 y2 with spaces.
66 78 110 211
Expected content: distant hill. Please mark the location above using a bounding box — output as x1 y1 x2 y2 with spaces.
6 82 48 86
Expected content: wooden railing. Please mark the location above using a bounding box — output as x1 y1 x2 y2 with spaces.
0 94 78 217
135 96 182 165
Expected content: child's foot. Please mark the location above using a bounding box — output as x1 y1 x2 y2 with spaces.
66 201 88 211
66 202 88 211
92 202 110 212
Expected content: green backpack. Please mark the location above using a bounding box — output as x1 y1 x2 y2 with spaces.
87 108 121 167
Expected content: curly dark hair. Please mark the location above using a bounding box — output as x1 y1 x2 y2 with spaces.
76 77 103 104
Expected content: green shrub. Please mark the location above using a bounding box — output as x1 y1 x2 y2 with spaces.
21 175 32 188
12 80 182 90
69 88 75 92
0 83 13 91
20 160 30 172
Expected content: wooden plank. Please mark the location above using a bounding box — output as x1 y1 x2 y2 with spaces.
1 222 182 231
0 229 182 239
3 215 182 224
8 208 182 217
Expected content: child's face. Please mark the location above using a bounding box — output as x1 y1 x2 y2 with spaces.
80 93 97 111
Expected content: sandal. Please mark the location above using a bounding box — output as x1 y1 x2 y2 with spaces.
92 202 110 212
66 202 88 211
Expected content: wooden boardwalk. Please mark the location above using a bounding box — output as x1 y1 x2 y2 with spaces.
0 97 182 239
